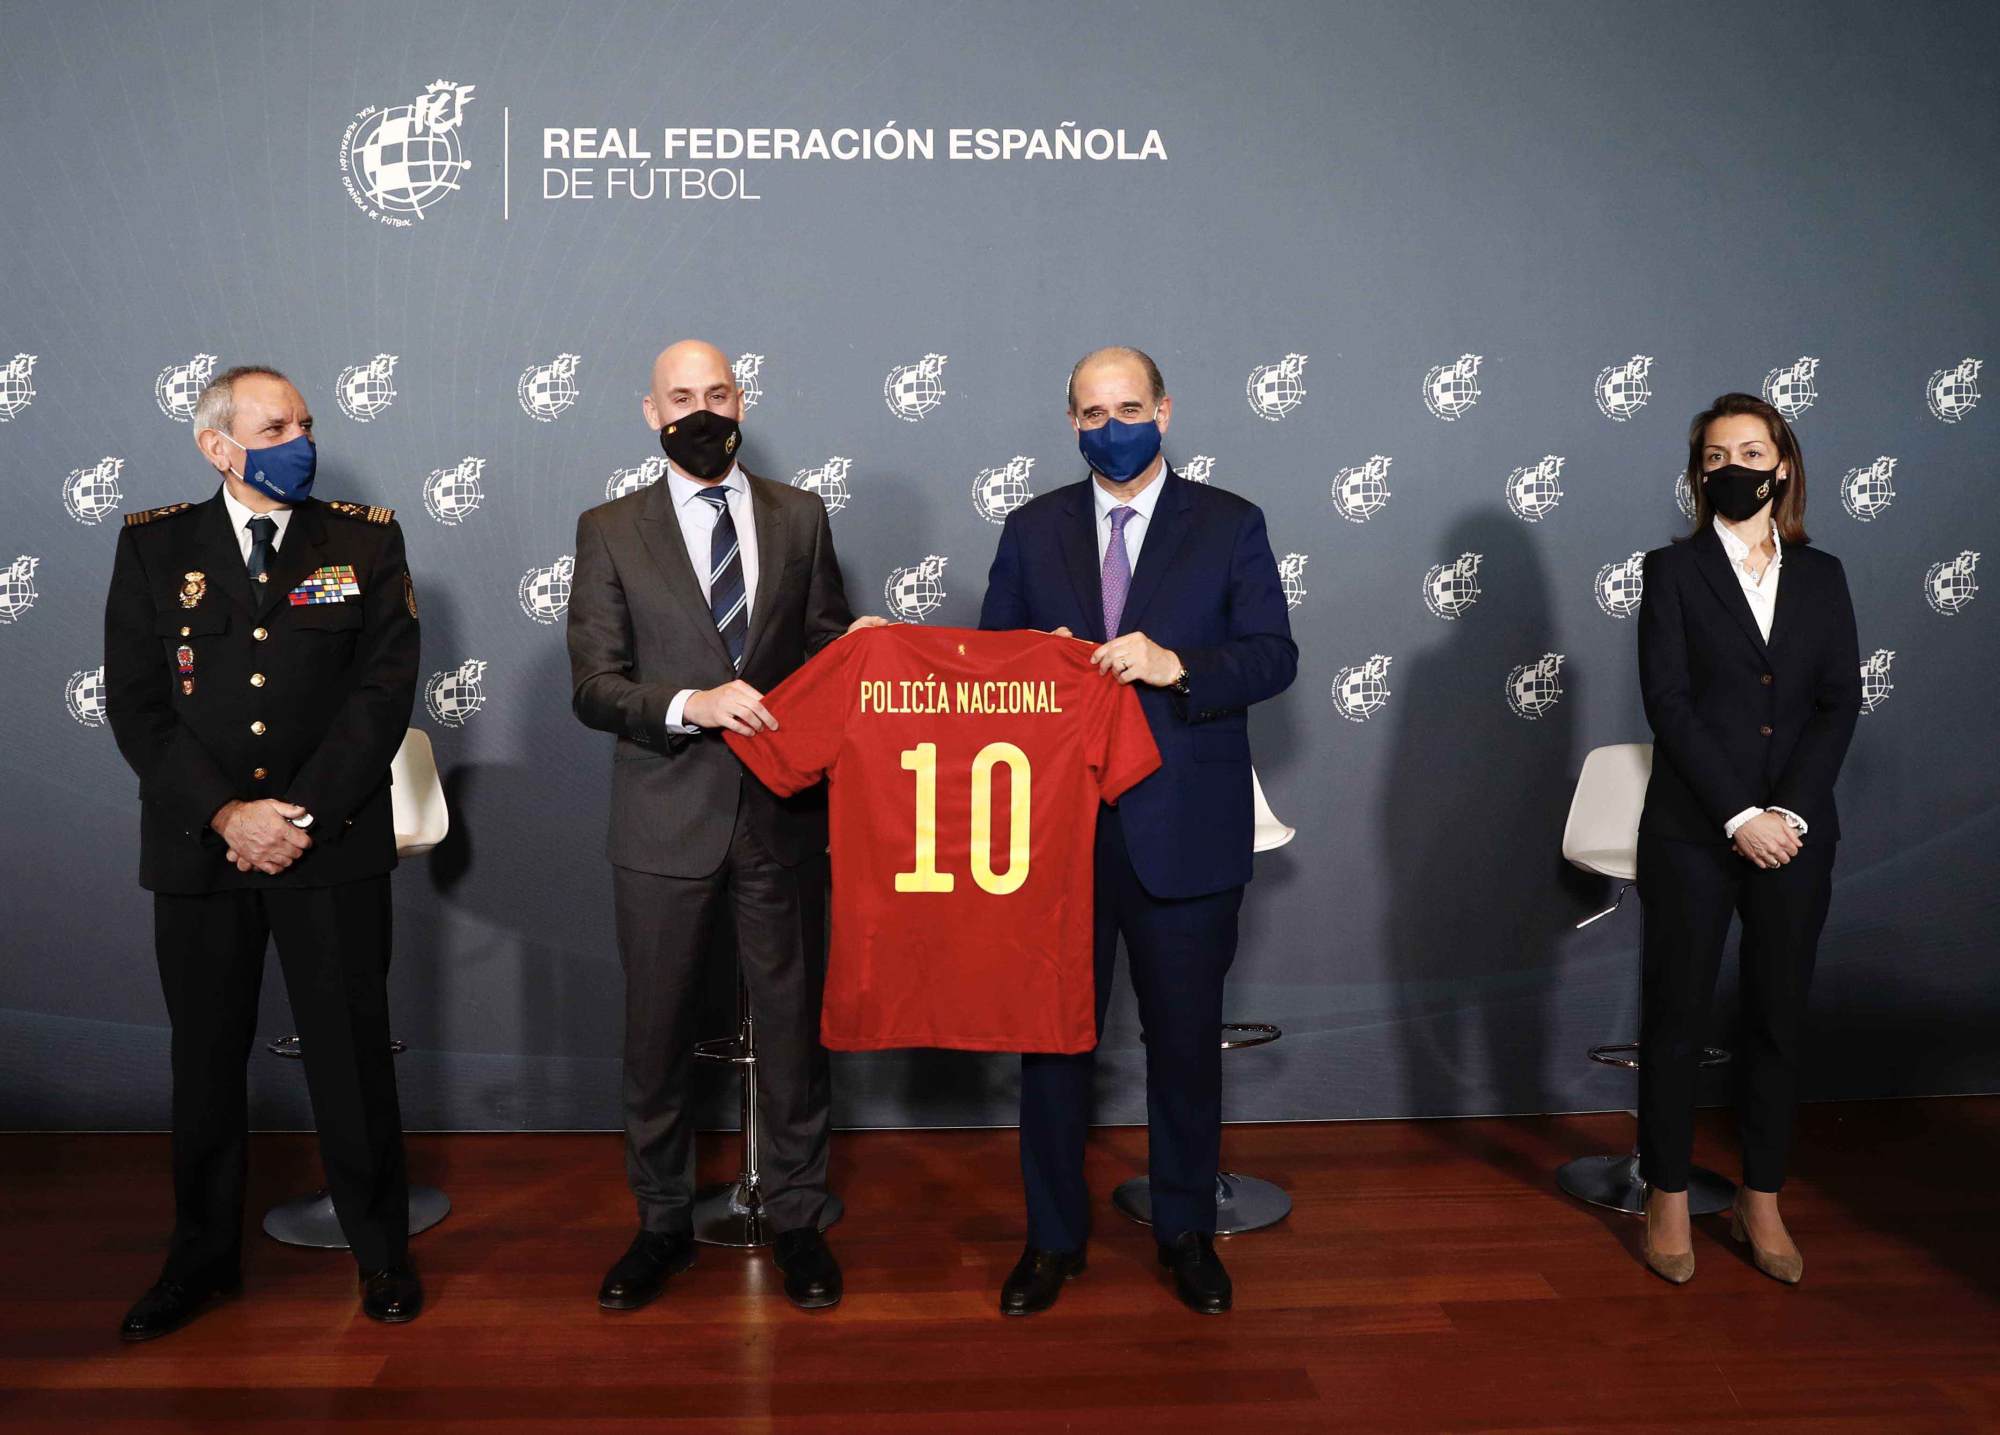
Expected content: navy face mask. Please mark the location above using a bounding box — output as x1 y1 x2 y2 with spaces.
222 431 317 504
1078 413 1163 483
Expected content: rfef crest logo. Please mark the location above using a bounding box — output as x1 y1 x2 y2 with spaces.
1 555 42 624
1277 553 1309 610
424 659 488 726
1246 353 1308 421
1763 356 1819 420
0 353 37 422
1840 456 1897 522
336 354 399 421
423 456 487 525
607 455 668 500
156 354 217 422
733 353 765 409
62 456 124 525
519 556 574 624
1332 655 1393 723
1181 455 1216 485
1595 355 1653 421
339 80 476 227
1595 551 1646 619
884 353 948 422
1505 653 1565 720
1422 552 1482 620
885 555 949 622
1423 353 1482 421
1924 550 1980 615
66 667 107 727
1860 650 1896 713
1333 455 1393 523
972 456 1035 524
1505 455 1565 522
518 354 581 421
794 457 853 517
1927 358 1981 423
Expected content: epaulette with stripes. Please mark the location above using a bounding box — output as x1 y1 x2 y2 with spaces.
124 501 196 527
323 500 396 524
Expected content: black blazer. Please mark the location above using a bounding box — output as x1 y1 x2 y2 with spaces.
1637 526 1861 844
104 491 420 892
566 468 853 879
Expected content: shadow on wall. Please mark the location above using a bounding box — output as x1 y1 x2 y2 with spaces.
1383 510 1592 1131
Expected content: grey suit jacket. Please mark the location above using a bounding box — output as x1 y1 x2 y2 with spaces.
567 467 855 877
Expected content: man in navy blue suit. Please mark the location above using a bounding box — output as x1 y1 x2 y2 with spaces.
978 346 1297 1316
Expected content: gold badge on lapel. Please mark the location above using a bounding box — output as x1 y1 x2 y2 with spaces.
179 571 206 609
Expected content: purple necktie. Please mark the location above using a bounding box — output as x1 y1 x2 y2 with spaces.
1101 505 1137 638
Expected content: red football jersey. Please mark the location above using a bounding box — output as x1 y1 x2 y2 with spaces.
725 625 1161 1053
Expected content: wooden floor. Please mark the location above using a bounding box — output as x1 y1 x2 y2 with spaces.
3 1099 1997 1433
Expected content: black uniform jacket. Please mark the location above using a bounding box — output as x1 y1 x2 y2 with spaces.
103 489 420 892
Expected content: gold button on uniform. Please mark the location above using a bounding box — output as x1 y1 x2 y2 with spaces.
251 721 267 736
179 625 191 637
253 627 269 641
253 767 268 780
1761 673 1774 685
250 673 266 687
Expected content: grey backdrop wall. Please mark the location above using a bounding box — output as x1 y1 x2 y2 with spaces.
2 0 1994 1132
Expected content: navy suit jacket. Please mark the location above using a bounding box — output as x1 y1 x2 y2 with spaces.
978 468 1297 899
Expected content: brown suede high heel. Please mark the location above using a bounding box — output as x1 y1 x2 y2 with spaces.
1642 1203 1695 1285
1730 1196 1804 1285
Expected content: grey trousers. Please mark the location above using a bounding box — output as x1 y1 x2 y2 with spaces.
611 814 831 1234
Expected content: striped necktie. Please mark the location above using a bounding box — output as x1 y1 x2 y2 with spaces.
694 486 748 670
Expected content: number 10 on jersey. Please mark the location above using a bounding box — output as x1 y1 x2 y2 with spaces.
896 742 1031 896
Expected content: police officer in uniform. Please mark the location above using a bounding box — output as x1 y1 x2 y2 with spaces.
104 366 424 1339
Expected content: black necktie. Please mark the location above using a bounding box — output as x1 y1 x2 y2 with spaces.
695 487 747 670
246 515 277 584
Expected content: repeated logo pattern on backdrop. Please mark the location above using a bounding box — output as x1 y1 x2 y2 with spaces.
5 341 1986 737
2 6 1995 1133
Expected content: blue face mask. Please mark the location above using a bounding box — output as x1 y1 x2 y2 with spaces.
1078 413 1163 483
222 431 317 504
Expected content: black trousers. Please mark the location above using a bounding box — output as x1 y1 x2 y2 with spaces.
611 809 831 1235
1636 832 1836 1194
153 877 408 1281
1020 804 1244 1251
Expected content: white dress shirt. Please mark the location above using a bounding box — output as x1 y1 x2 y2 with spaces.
1092 458 1168 570
220 485 293 564
664 464 758 732
1713 517 1806 842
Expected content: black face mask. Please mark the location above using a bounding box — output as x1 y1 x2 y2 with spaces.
1704 462 1785 523
659 408 741 481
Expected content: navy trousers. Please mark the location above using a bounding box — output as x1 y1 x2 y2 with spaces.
1020 804 1243 1251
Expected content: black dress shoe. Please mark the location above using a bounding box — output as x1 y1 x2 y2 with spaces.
360 1264 424 1324
771 1226 842 1310
999 1245 1086 1317
598 1230 696 1311
118 1275 239 1343
1158 1231 1232 1315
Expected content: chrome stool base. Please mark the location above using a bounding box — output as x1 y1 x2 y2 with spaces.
693 1184 844 1249
262 1185 451 1249
1556 1152 1735 1217
1112 1171 1292 1235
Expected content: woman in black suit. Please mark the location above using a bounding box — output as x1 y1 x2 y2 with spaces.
1633 391 1861 1285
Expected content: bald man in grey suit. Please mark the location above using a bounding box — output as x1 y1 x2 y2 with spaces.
567 340 880 1311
